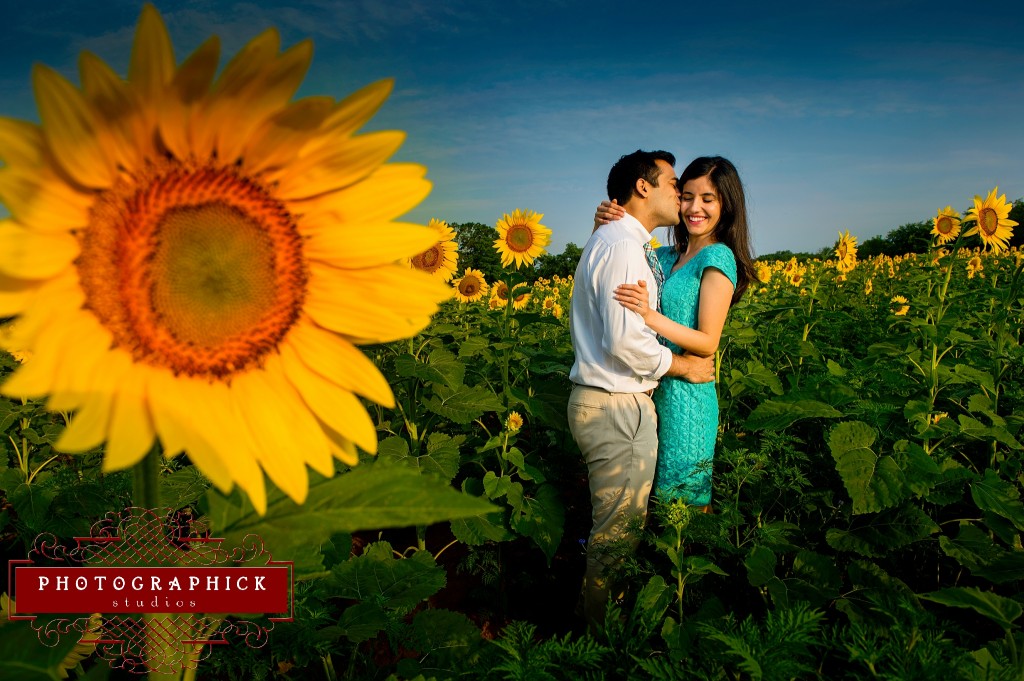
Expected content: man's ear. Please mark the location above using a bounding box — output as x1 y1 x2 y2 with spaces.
634 177 648 198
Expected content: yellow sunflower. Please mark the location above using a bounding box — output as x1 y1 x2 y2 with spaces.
964 187 1018 252
410 218 459 282
492 280 510 302
891 295 910 316
966 255 984 279
756 263 772 283
0 5 450 513
453 268 488 303
931 206 961 245
511 289 532 311
552 303 564 319
493 209 551 269
835 230 858 273
864 278 873 296
505 411 524 433
542 296 556 311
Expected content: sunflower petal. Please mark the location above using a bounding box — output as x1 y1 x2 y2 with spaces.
0 319 73 398
305 221 439 268
278 343 378 453
32 64 113 189
0 117 44 166
159 36 221 160
129 4 175 101
274 131 405 199
216 40 314 164
201 383 269 514
148 372 234 492
306 79 394 151
305 262 449 342
0 169 92 233
56 391 114 453
231 368 311 505
295 163 430 224
285 319 394 406
242 96 335 174
0 221 79 280
261 354 334 477
104 362 156 471
318 420 360 466
79 51 145 172
0 273 36 317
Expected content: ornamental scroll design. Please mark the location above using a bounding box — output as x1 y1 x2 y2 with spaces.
19 506 289 674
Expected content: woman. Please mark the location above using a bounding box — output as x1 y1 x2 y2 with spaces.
595 156 755 509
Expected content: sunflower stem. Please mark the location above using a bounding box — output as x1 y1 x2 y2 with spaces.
132 445 162 510
131 449 183 680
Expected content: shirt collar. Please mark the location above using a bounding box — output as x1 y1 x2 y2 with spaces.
617 212 655 244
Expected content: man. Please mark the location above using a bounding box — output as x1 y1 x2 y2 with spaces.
568 149 714 628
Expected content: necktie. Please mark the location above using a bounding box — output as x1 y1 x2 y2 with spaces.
642 241 664 311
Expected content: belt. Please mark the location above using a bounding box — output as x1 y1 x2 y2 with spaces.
573 383 655 398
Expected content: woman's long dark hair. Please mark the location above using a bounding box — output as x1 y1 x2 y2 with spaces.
671 156 756 305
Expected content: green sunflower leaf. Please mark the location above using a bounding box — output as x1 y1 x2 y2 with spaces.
745 399 843 431
971 469 1024 532
423 384 504 424
201 466 496 577
920 586 1022 631
828 421 906 514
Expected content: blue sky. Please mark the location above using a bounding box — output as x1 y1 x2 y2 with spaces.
2 0 1022 256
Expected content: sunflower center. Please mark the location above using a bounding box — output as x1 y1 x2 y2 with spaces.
459 277 480 296
77 162 307 379
936 216 953 235
506 224 535 252
979 207 998 236
412 245 443 272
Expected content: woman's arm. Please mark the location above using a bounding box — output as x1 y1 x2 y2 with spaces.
614 271 734 356
593 199 624 232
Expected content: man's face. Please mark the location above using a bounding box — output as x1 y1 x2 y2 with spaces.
649 159 681 227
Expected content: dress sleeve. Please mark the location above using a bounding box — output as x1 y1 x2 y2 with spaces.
700 244 738 287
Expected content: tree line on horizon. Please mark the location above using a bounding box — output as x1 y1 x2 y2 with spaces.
447 197 1024 282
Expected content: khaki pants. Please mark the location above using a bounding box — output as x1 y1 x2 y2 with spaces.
567 384 658 628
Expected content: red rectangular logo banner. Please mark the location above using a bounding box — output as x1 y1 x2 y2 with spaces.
13 566 291 614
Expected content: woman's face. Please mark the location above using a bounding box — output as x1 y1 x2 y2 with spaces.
679 174 720 240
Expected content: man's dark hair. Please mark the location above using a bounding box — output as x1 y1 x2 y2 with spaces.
606 149 676 205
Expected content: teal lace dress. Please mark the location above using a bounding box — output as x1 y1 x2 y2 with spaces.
653 243 737 505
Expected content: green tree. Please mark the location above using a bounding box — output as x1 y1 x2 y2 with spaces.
883 220 932 256
533 242 583 280
857 235 889 259
451 222 503 283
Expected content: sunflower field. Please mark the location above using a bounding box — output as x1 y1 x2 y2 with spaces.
1 6 1023 680
3 185 1024 679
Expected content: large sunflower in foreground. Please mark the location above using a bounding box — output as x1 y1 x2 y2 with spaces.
0 5 449 513
410 218 459 282
493 209 551 269
931 206 961 245
964 187 1018 252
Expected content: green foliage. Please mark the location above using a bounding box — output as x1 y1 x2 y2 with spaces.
451 221 504 282
487 621 610 681
532 242 583 280
2 204 1023 679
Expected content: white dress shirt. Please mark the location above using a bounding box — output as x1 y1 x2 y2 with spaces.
568 213 672 392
